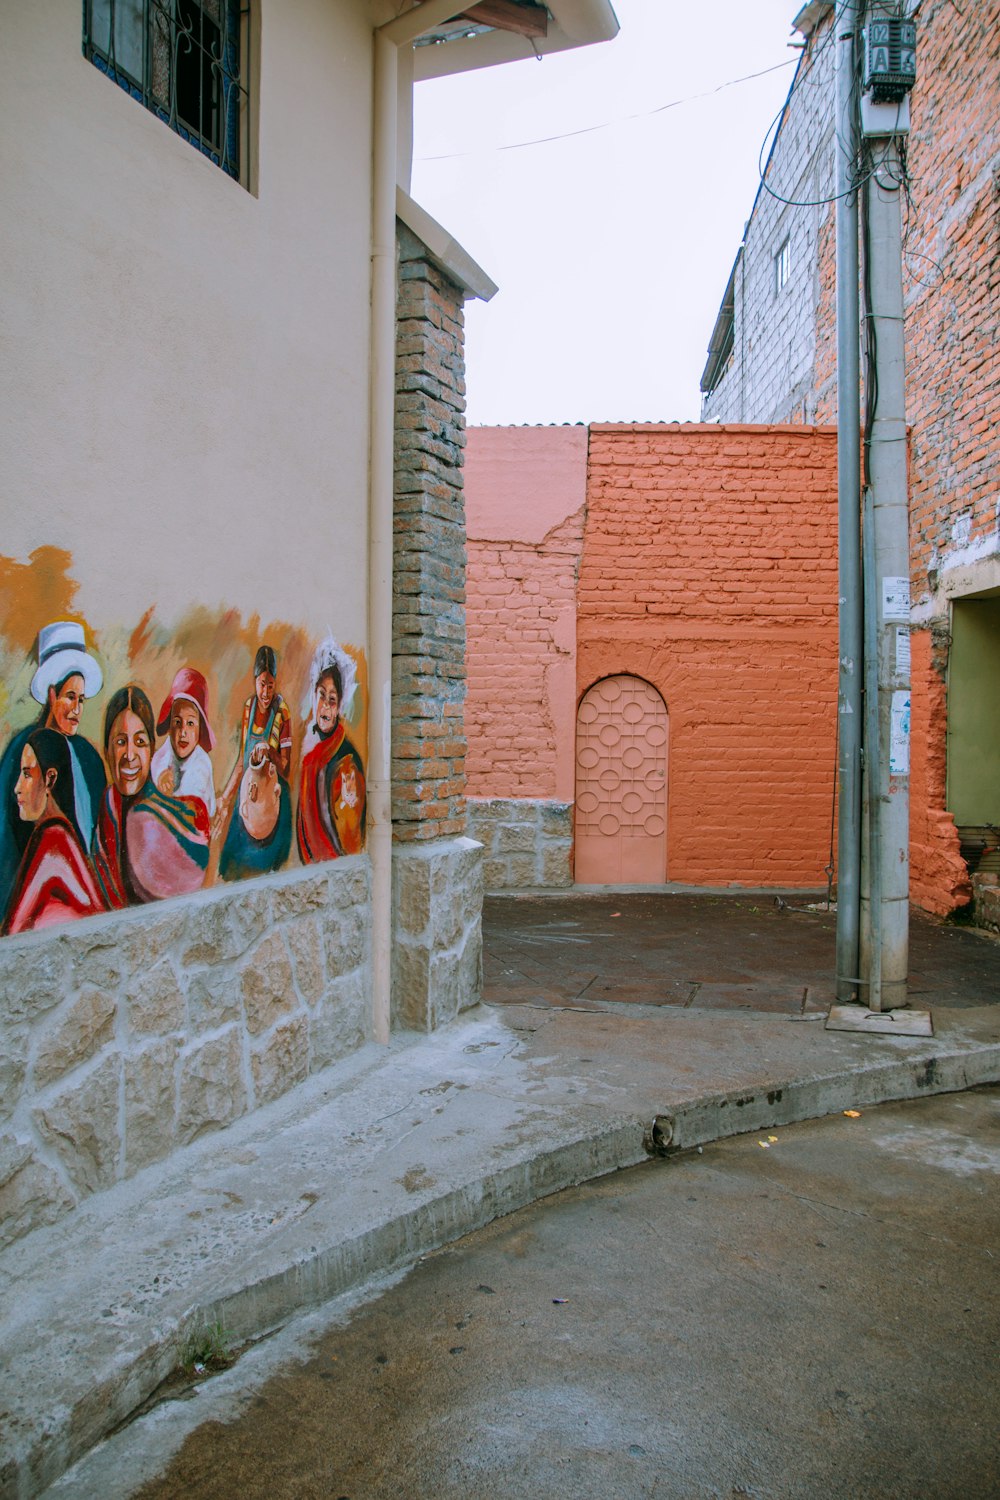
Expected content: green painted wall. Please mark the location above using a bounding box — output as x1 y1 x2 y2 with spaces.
947 597 1000 826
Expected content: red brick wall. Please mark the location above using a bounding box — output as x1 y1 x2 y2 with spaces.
909 627 972 914
904 0 1000 589
579 424 839 887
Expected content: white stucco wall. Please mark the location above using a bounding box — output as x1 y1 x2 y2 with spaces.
0 0 374 642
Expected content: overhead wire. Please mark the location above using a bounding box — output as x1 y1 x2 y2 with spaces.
416 57 796 161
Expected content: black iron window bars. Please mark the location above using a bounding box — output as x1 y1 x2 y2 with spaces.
83 0 250 184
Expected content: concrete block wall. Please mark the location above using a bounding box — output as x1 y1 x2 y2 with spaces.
580 424 839 888
467 797 573 889
702 17 835 426
0 861 370 1248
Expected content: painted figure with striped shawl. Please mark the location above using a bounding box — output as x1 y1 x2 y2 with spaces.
93 686 210 907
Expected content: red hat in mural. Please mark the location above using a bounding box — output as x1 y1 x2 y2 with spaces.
156 667 215 751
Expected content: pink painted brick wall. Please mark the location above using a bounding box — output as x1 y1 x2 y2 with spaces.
465 428 587 801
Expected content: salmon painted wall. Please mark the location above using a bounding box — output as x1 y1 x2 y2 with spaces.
464 427 588 802
465 423 840 889
580 425 839 886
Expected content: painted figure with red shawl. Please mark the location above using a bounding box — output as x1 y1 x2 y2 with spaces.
3 728 106 934
296 639 365 864
93 685 210 907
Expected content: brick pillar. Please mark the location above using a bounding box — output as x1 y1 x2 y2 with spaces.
390 223 483 1031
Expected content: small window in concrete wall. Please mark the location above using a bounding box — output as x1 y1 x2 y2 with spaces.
946 596 1000 830
575 676 668 885
0 552 367 935
775 237 791 294
84 0 251 184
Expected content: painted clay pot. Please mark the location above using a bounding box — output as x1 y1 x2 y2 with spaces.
238 747 281 842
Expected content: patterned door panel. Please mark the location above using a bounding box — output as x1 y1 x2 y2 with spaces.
575 675 668 885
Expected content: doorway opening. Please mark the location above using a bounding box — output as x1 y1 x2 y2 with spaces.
574 675 668 884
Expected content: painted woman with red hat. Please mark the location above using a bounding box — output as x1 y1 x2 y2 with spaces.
151 667 217 819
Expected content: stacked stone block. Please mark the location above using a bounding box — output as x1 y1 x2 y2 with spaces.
0 862 370 1248
391 836 483 1031
392 225 468 843
467 798 573 890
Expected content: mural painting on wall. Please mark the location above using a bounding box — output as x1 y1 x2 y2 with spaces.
0 548 367 937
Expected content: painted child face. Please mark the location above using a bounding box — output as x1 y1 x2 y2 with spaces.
314 676 340 735
109 708 151 797
170 700 201 761
255 671 276 713
47 674 86 737
14 745 51 822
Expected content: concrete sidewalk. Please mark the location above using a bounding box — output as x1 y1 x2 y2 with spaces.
2 905 1000 1498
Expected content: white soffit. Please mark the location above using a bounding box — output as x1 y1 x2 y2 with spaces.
412 0 619 81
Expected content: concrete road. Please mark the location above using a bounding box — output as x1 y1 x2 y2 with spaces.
54 1089 1000 1500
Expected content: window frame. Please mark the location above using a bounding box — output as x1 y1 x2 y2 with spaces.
83 0 253 187
774 236 792 295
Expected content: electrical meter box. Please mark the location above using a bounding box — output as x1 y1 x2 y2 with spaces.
864 16 917 103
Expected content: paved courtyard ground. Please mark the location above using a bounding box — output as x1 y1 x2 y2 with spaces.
482 891 1000 1014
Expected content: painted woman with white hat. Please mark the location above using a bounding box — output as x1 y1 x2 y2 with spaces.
0 621 106 916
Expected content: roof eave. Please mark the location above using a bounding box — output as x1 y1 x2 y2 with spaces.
413 0 619 80
700 248 742 395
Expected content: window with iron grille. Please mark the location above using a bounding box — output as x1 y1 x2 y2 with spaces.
83 1 250 184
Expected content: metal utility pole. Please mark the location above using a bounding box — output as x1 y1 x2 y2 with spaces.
860 130 911 1011
829 1 926 1033
834 2 863 1004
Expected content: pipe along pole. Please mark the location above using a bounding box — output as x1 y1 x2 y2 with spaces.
834 2 863 1002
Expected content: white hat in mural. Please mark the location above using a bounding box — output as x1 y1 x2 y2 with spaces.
304 636 357 721
30 621 104 704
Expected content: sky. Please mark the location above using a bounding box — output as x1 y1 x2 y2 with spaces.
411 0 806 426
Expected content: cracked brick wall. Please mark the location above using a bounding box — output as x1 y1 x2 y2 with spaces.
464 423 840 891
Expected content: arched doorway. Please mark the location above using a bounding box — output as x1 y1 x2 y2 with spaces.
574 675 668 884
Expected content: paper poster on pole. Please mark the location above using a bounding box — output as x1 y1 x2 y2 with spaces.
895 626 911 677
890 690 910 775
883 577 911 623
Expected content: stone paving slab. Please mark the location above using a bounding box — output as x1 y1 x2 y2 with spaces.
2 996 1000 1499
